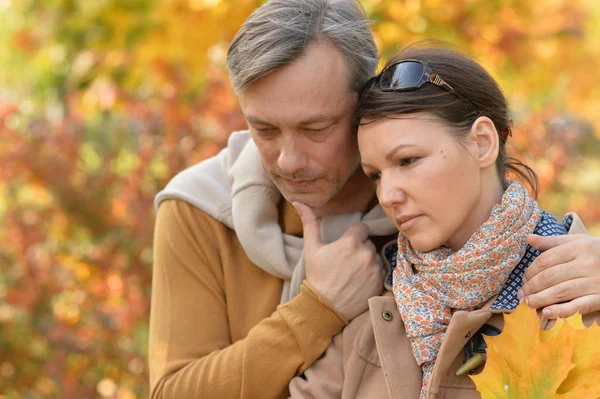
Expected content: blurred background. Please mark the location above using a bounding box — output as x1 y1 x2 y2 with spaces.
0 0 599 398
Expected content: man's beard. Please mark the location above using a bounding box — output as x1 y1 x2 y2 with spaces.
269 169 333 207
269 166 325 182
268 161 360 208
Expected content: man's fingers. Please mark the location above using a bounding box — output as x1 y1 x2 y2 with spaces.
523 277 598 310
526 233 587 252
522 259 582 296
293 201 323 250
541 294 600 319
341 222 370 244
363 237 376 252
523 239 577 282
374 253 383 268
522 234 600 317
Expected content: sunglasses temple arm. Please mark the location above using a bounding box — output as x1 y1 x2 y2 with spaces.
430 73 454 92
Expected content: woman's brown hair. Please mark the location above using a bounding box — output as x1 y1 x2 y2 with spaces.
355 41 539 196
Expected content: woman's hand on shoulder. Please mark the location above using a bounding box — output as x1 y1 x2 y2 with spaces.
517 233 600 319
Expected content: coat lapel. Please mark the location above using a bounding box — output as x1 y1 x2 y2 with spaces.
426 309 493 398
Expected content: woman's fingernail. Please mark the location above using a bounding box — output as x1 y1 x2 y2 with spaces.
525 297 530 307
517 289 524 300
521 275 527 284
542 308 552 318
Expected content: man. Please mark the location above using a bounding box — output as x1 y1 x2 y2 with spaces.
149 1 600 398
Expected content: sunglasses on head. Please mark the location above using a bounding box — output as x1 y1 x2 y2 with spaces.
373 59 454 93
364 59 513 141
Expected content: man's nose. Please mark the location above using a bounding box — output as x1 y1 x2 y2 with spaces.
377 173 407 207
277 135 308 175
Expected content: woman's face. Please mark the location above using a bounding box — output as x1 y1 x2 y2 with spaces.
358 114 485 252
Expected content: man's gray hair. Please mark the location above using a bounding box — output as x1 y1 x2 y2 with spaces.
226 0 378 93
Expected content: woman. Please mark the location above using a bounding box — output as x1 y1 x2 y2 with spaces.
288 43 600 399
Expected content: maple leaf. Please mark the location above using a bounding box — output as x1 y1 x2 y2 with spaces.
471 303 600 399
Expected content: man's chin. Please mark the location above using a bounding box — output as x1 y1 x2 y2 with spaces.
278 189 332 208
282 193 323 208
271 175 342 208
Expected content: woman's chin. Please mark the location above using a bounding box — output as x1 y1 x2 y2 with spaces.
408 237 440 253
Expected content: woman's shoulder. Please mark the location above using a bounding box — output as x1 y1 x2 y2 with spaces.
535 210 571 237
490 210 573 311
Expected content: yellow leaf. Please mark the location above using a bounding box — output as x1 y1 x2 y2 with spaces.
469 343 523 399
489 302 541 377
556 322 600 396
564 312 587 330
470 303 600 398
556 386 600 399
540 317 565 342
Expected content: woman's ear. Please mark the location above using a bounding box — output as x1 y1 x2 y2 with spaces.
469 116 499 169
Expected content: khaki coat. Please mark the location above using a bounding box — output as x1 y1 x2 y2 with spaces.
289 214 600 399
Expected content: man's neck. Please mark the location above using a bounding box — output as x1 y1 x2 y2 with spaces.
313 170 376 218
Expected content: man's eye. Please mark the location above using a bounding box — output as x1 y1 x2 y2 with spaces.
304 126 328 133
254 127 279 138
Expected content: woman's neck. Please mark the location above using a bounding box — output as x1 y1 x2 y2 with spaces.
446 176 505 251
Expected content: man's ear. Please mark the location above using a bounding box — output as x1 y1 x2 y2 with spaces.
469 116 499 169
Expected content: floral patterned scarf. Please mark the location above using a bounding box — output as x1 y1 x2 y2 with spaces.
392 181 541 398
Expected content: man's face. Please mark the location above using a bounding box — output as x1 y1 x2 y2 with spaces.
238 42 360 208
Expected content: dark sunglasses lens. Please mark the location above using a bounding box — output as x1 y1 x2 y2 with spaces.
380 61 424 89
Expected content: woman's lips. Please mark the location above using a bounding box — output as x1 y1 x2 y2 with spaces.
396 215 422 231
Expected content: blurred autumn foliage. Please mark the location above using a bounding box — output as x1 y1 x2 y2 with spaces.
0 0 599 398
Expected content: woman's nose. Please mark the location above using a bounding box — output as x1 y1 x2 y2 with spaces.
377 173 407 207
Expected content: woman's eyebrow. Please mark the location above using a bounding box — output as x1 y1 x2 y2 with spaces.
385 144 417 162
361 144 418 168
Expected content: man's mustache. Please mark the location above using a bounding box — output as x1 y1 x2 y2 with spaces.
270 168 325 181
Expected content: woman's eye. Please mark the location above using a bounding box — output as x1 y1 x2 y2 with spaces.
399 157 419 167
368 172 381 182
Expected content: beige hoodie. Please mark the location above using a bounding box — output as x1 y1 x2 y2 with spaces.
155 130 397 302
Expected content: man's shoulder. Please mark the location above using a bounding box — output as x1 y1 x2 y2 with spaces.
157 198 231 233
154 130 253 227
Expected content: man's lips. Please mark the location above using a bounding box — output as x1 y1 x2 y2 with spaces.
282 177 319 190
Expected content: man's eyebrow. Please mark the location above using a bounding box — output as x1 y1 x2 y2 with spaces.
361 144 417 168
245 115 273 125
245 113 338 126
298 114 337 125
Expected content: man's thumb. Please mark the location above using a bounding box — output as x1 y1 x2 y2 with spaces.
293 201 322 249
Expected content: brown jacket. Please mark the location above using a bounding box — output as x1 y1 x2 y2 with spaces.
289 213 600 399
149 199 349 399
